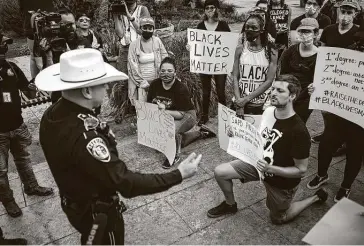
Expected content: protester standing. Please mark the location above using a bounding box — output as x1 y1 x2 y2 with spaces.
128 18 168 105
279 18 319 123
232 13 278 117
147 57 216 168
0 35 53 218
194 0 231 125
307 0 364 202
36 49 202 245
207 74 328 223
290 0 331 44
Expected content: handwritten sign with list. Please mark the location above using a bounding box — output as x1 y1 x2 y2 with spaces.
269 9 289 32
309 47 364 129
187 29 239 74
135 101 176 164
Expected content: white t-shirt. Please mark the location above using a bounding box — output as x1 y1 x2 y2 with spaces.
238 41 270 107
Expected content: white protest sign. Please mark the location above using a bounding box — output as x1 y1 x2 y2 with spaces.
187 28 239 74
135 101 176 164
227 115 264 167
309 47 364 128
218 103 262 151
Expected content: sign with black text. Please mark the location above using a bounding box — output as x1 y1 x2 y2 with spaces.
187 29 239 74
309 47 364 129
269 9 290 32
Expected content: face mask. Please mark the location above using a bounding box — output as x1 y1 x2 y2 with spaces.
298 32 314 46
245 30 260 42
339 15 354 26
305 5 317 15
160 73 175 83
142 31 153 40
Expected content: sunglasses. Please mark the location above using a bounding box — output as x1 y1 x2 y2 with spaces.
205 6 216 10
79 18 90 23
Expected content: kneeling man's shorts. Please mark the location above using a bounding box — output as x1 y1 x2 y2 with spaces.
230 160 298 224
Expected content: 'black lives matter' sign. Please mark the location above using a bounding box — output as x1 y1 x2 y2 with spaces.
310 47 364 129
187 29 239 75
269 9 290 32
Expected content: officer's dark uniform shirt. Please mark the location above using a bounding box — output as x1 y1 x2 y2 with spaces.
0 62 32 133
39 98 182 204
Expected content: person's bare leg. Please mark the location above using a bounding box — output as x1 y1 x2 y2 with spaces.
214 163 242 205
283 195 320 222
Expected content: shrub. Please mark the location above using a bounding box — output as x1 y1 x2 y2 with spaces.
0 0 23 35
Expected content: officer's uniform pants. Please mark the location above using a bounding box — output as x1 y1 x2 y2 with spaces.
0 123 38 203
318 113 364 189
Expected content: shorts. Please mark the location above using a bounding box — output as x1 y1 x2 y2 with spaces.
230 160 298 224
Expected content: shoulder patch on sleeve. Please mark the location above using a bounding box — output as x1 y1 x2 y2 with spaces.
86 137 111 162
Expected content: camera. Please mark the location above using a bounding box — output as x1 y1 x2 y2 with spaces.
108 0 127 14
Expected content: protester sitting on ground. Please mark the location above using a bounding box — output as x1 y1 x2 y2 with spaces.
310 0 360 154
232 12 278 117
279 18 319 123
290 0 331 44
348 25 364 51
0 34 54 218
113 0 151 74
251 0 278 40
268 0 291 58
128 17 168 105
193 0 231 126
321 0 364 25
207 74 328 223
147 57 216 169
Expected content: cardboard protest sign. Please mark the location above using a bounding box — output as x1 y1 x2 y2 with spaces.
269 9 290 32
135 101 176 164
309 47 364 129
187 28 239 74
218 103 262 151
303 198 364 245
227 115 264 167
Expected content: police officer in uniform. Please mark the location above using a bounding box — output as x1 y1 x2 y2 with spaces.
35 49 202 245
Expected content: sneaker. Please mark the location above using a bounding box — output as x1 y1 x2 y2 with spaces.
207 201 237 218
0 237 27 245
162 155 181 169
315 188 328 203
334 187 351 202
333 144 346 157
199 125 216 139
311 134 323 143
307 175 329 190
24 186 54 196
198 115 208 126
4 201 22 218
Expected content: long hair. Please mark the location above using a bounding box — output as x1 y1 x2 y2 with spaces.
202 8 221 22
242 13 276 62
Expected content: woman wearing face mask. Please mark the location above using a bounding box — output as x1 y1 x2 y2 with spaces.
128 17 168 105
147 57 216 168
279 18 319 123
187 0 231 125
268 0 291 57
232 13 278 117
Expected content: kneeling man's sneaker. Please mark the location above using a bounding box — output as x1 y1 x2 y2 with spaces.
307 175 329 190
207 201 237 218
315 188 328 203
334 187 351 202
162 155 180 169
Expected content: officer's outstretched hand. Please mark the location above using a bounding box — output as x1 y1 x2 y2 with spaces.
178 152 202 180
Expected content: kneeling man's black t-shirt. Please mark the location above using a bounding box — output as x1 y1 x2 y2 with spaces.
147 78 194 111
259 107 311 189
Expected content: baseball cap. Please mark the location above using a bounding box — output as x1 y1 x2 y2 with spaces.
340 0 360 10
297 18 319 31
140 17 155 28
204 0 220 8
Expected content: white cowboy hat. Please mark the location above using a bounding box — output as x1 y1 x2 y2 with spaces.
35 48 128 92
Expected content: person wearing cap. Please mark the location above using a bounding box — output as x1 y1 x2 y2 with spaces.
127 17 168 105
36 48 202 245
186 0 231 125
290 0 331 45
279 18 319 123
0 34 54 218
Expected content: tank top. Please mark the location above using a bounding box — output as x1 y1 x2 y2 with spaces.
238 41 270 107
139 51 156 82
120 5 142 46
